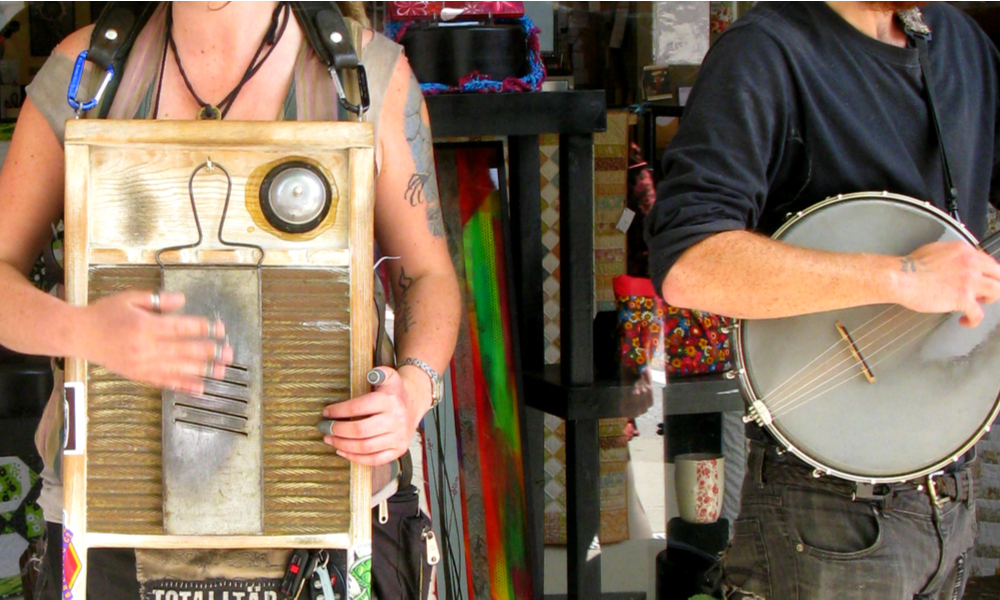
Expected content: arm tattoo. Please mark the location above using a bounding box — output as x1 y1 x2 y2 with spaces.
396 267 416 334
900 256 919 273
403 74 446 238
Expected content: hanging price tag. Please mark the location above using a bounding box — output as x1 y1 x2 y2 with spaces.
616 208 637 233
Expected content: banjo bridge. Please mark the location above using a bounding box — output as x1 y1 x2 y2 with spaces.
836 321 876 383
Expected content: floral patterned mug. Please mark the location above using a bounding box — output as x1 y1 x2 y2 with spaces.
674 453 725 524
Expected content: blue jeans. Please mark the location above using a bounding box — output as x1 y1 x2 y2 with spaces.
718 440 976 600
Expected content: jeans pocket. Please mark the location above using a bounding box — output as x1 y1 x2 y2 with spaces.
784 487 882 560
721 518 771 599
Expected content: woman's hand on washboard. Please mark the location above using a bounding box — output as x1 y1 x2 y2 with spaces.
320 366 432 466
77 289 232 395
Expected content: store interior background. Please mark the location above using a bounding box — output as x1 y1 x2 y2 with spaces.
2 2 1000 600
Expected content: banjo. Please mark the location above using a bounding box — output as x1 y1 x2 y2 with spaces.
734 191 1000 484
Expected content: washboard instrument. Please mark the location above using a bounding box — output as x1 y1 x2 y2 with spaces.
735 191 1000 484
61 120 375 599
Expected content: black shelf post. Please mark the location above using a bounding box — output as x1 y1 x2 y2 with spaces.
642 103 684 181
427 91 611 599
559 132 601 598
508 134 546 600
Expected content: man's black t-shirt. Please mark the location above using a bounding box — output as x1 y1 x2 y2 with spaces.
646 2 1000 292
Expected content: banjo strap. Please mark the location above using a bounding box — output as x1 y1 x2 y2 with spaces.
899 8 962 223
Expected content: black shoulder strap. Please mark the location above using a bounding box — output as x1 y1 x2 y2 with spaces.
87 1 159 118
289 1 369 115
290 1 359 71
913 35 961 223
84 1 366 118
899 7 961 223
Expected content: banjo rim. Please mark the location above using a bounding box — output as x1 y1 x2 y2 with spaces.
732 191 997 484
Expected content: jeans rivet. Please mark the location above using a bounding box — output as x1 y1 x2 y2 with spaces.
796 543 804 553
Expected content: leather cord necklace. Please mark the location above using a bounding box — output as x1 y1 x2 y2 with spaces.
155 1 290 120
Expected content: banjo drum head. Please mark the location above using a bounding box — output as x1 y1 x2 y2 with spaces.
737 193 1000 482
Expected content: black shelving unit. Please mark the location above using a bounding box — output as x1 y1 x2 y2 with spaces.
428 90 608 600
427 91 740 599
662 372 742 416
642 103 684 181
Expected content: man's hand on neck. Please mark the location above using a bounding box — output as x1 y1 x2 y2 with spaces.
826 1 910 47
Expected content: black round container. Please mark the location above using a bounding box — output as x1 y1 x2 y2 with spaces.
656 542 720 600
399 22 529 87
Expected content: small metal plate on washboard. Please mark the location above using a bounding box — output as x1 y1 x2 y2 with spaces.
162 267 263 535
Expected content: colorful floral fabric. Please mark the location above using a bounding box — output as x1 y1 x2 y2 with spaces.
660 303 731 376
614 275 731 377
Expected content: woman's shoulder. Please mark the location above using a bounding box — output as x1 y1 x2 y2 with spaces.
359 27 404 62
357 27 409 107
53 25 95 60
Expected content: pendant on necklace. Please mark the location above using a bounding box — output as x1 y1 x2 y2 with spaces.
198 105 222 120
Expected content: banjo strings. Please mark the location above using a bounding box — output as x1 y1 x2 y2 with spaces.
754 236 1000 420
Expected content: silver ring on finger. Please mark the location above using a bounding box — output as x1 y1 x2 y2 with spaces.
205 361 215 379
151 291 161 313
214 340 224 362
207 320 217 339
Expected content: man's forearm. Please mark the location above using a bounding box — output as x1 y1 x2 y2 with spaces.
662 230 903 319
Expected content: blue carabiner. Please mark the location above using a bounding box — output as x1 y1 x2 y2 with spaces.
67 51 115 115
